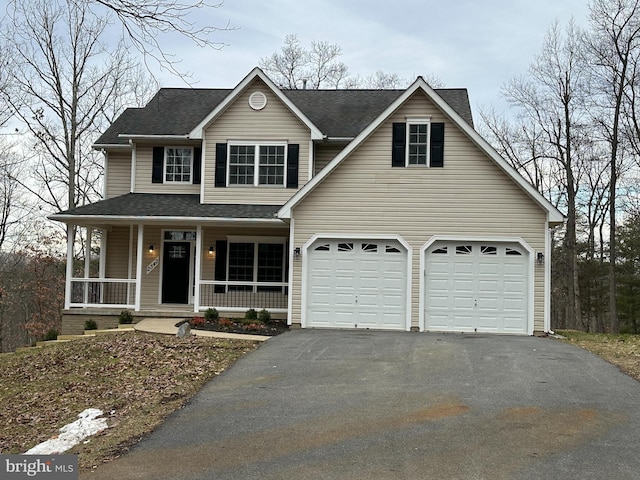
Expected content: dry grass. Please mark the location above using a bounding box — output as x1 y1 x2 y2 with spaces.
0 332 259 471
557 330 640 381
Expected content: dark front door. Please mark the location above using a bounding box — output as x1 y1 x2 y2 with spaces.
162 242 191 304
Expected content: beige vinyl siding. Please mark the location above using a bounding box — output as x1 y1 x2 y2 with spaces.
314 144 345 176
105 151 132 198
134 145 201 194
291 91 548 332
203 78 311 205
105 226 133 278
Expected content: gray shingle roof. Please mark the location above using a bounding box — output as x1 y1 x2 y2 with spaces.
53 194 281 220
95 86 474 145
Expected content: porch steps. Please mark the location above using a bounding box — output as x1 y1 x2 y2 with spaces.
36 339 73 347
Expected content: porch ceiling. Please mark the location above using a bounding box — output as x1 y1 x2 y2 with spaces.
49 193 284 226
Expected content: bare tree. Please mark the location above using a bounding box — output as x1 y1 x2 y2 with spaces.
7 0 233 79
1 0 154 213
260 34 350 89
584 0 640 333
482 20 589 329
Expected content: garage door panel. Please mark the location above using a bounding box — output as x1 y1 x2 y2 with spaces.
426 241 529 334
454 262 474 275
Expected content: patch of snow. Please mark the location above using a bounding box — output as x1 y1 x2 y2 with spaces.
25 408 109 455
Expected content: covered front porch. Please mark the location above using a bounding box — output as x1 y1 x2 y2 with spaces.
50 195 292 334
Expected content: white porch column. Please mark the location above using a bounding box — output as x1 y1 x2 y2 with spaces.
83 227 92 304
99 229 106 278
194 225 203 313
135 224 144 312
64 224 75 309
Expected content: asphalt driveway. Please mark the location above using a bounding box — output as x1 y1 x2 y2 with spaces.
82 330 640 480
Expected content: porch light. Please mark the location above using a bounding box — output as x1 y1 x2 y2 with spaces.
294 247 301 259
148 244 155 254
537 252 544 264
208 246 215 257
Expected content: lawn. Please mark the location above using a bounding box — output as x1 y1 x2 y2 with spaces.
557 330 640 382
0 332 259 471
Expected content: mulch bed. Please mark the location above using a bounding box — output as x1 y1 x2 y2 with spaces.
189 318 289 336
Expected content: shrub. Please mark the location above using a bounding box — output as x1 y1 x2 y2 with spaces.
204 308 219 322
190 316 205 328
257 309 271 324
218 318 235 329
119 310 133 324
84 319 98 330
245 308 258 321
43 329 59 341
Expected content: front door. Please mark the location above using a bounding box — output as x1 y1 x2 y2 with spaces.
162 242 191 304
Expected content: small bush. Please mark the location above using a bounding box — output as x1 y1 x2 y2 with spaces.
84 319 98 330
218 318 235 329
204 308 219 322
245 308 258 321
43 329 59 341
190 317 205 328
257 309 271 324
119 310 133 324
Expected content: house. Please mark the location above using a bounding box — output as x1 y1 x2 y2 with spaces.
51 67 564 335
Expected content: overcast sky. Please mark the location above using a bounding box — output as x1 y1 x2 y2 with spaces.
156 0 590 117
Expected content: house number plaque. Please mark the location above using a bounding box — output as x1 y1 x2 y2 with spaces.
146 257 159 274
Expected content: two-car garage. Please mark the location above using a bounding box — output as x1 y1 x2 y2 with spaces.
303 237 532 334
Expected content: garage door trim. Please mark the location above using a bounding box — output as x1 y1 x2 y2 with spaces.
419 236 535 335
301 233 412 330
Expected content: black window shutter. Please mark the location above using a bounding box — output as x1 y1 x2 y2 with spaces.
152 147 164 183
430 123 445 167
214 240 227 293
215 143 227 188
286 144 299 188
193 147 202 184
391 123 406 167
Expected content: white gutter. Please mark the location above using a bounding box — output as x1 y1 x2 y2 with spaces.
118 134 191 140
49 214 284 225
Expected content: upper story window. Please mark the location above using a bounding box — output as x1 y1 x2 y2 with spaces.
215 142 299 189
392 120 444 168
407 121 430 166
152 146 201 185
165 147 193 183
228 143 286 186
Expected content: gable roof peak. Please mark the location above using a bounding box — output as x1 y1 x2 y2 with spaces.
188 66 324 140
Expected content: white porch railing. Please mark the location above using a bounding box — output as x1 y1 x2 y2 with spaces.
69 278 137 309
199 281 288 312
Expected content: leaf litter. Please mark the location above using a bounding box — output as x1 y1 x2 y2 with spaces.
0 332 259 470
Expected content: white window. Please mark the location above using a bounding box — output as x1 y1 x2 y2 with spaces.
165 147 193 183
406 119 431 166
228 142 286 186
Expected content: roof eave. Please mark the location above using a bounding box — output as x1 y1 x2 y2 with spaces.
92 143 132 150
49 213 284 225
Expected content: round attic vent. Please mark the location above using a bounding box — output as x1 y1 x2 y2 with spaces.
249 91 267 110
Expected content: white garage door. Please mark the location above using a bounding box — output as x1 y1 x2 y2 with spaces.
425 242 529 334
306 239 408 330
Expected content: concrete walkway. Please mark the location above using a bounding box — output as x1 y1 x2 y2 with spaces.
134 318 271 342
